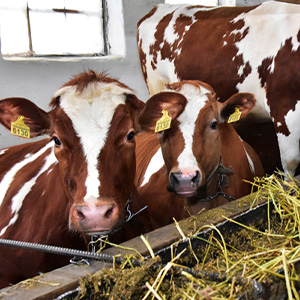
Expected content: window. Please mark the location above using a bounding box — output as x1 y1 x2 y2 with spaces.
0 0 125 58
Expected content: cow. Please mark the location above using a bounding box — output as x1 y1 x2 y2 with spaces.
0 70 152 288
135 80 264 229
137 1 300 177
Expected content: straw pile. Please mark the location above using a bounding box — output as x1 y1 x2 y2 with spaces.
76 174 300 299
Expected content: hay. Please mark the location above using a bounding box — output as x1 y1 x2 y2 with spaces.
76 173 300 299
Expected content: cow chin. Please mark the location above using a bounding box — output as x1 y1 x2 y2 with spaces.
167 184 200 198
167 182 208 199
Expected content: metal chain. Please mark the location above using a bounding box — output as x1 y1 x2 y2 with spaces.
200 172 235 202
125 194 148 223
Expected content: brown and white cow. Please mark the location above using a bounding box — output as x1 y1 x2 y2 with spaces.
135 81 264 229
0 70 151 288
137 1 300 177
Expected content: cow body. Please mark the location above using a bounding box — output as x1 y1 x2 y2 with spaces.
0 71 151 288
135 81 264 229
137 1 300 176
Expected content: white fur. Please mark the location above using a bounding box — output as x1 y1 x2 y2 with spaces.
277 101 300 175
232 1 300 121
0 142 54 208
55 82 133 202
0 146 57 236
0 142 57 235
141 147 165 187
239 137 255 175
0 149 8 156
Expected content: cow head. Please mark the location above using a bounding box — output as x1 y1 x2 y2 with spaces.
139 80 256 198
0 71 144 236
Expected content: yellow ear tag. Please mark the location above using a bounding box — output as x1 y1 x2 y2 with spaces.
228 107 242 123
155 110 172 133
11 116 30 138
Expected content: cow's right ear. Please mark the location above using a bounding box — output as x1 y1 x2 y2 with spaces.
0 97 50 138
139 92 187 132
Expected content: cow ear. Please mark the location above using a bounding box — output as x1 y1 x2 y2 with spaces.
138 92 187 132
125 93 145 133
219 93 256 123
0 97 50 138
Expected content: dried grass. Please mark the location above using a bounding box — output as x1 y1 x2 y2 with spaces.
76 173 300 299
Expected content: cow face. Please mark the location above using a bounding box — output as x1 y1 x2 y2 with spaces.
0 71 144 236
139 81 256 198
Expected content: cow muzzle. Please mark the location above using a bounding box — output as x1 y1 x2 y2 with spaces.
70 199 121 235
168 170 201 197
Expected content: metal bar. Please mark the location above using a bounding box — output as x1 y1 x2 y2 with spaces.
102 0 109 55
26 2 33 55
52 8 80 14
0 238 129 265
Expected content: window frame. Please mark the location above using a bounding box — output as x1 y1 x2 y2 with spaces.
0 0 125 61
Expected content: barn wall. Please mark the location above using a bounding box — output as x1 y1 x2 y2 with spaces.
0 0 163 148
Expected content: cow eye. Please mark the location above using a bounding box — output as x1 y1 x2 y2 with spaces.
126 131 136 142
53 136 62 147
210 121 218 130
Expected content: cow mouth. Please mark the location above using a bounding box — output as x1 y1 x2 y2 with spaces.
175 189 199 198
168 183 207 198
82 219 125 237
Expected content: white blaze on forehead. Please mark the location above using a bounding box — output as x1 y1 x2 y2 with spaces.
164 84 210 170
0 142 55 208
55 82 133 202
231 1 300 119
0 145 57 236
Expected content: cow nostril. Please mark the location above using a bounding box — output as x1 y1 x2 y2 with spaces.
75 206 85 220
192 171 200 185
170 172 180 186
105 207 114 218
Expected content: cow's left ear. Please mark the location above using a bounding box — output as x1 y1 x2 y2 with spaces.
125 94 145 133
219 93 256 123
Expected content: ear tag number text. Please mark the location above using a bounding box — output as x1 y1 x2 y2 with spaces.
11 116 30 138
155 110 172 133
228 107 242 123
